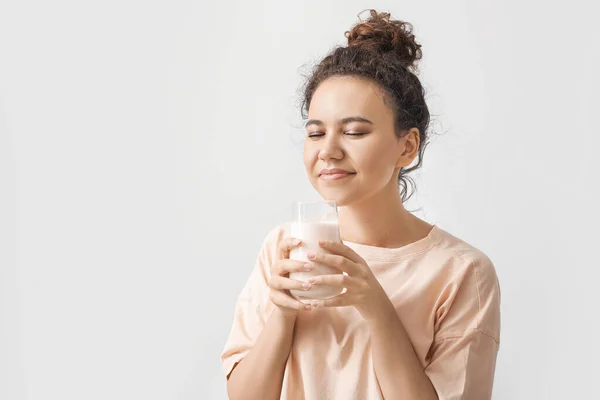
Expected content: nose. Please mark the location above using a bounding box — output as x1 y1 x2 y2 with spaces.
318 133 344 161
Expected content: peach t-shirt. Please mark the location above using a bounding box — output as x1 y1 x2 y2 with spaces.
221 223 501 400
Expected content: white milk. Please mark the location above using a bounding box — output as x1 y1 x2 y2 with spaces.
289 220 344 301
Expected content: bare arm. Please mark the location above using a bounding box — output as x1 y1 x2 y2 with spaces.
227 235 312 400
306 240 438 399
370 304 438 400
227 308 297 400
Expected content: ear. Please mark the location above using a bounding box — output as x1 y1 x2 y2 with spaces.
395 128 420 168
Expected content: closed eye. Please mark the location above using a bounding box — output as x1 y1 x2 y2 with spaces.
307 132 367 138
346 132 366 136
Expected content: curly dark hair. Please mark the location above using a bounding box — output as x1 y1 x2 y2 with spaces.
300 9 431 203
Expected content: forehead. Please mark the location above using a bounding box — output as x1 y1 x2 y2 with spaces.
307 76 392 123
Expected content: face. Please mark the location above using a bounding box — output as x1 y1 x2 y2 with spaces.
304 76 418 207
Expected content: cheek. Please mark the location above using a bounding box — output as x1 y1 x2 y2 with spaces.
303 143 316 171
356 143 395 177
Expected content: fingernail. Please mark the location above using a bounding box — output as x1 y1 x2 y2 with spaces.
318 240 326 246
302 282 311 290
305 305 312 311
307 252 316 260
293 239 302 245
308 278 316 284
304 262 313 270
312 302 320 308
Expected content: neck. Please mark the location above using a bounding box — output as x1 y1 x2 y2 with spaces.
338 179 430 248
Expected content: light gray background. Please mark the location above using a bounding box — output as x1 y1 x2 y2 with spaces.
1 0 598 399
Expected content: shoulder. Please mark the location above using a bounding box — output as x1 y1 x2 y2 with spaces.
254 222 292 271
429 225 499 285
237 224 287 300
428 226 501 341
260 222 290 252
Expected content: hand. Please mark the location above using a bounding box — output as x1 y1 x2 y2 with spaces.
267 235 315 317
304 240 393 321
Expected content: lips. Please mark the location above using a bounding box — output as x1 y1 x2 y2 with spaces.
319 168 354 176
320 173 354 181
319 168 356 181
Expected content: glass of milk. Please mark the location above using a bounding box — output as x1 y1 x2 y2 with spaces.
289 200 344 301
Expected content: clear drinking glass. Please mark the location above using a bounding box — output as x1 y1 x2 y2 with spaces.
289 200 344 301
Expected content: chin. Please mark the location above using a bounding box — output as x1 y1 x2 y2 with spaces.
310 175 363 207
315 188 357 207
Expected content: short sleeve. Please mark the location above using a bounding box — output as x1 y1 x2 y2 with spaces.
220 226 283 379
424 253 501 400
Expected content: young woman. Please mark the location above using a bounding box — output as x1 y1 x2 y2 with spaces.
221 10 501 400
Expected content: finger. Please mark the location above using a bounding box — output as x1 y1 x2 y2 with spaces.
317 240 364 265
312 293 352 308
276 236 303 260
307 273 362 290
269 275 313 292
275 259 314 275
307 252 359 275
270 289 312 311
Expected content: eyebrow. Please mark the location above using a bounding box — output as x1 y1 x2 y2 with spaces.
305 116 374 128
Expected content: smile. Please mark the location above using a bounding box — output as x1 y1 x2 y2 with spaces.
319 172 356 181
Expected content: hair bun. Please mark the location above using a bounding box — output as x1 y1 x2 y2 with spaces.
345 10 422 71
